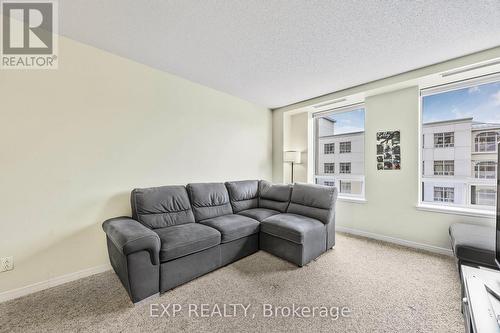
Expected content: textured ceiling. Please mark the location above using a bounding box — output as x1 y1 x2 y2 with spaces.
59 1 500 108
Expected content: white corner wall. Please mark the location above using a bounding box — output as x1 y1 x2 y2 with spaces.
0 36 272 295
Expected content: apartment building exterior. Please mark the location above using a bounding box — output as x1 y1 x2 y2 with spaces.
421 117 499 209
315 118 365 197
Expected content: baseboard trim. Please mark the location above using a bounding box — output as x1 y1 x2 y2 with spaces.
0 263 112 303
336 226 453 257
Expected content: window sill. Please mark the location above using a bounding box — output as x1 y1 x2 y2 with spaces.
416 203 495 218
338 196 367 204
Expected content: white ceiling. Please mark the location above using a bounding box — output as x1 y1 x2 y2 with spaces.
59 1 500 108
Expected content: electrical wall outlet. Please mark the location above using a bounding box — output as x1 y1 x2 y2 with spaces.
0 256 14 272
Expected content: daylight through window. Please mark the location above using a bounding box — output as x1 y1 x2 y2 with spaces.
421 77 499 211
314 105 365 199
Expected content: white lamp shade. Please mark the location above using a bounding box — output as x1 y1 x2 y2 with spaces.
284 151 301 164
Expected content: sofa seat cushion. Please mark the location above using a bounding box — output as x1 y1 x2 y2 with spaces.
199 214 260 243
238 208 280 222
261 213 325 245
449 223 495 268
154 223 221 262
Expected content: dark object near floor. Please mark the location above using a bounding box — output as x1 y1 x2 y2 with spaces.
449 222 496 269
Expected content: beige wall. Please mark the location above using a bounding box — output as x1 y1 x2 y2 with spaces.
343 87 492 249
277 86 496 251
0 37 272 294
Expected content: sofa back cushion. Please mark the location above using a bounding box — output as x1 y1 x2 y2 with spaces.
225 180 259 213
287 183 337 224
258 180 292 213
186 182 233 221
131 185 195 229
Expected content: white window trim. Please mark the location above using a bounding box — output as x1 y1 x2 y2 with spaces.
416 203 495 218
312 103 366 201
418 73 499 217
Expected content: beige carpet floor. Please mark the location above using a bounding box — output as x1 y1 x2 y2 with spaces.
0 233 463 333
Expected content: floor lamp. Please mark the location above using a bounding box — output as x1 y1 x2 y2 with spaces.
284 151 301 184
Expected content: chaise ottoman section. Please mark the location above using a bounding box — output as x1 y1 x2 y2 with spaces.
260 213 326 266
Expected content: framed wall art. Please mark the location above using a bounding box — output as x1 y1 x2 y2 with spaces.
376 130 400 170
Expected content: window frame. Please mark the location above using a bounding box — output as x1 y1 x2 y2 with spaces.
312 103 366 201
323 143 335 154
433 186 454 203
474 131 499 152
474 161 497 179
324 163 335 174
433 160 454 176
340 180 352 194
339 141 351 153
418 73 500 217
471 185 497 207
434 132 454 148
339 162 351 174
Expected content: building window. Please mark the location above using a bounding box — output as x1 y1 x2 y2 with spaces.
475 132 499 152
324 143 335 154
471 186 496 206
340 181 351 194
314 105 365 199
421 77 499 212
433 187 454 203
434 132 454 148
324 163 335 174
433 160 454 176
339 162 351 174
339 142 351 153
474 161 497 179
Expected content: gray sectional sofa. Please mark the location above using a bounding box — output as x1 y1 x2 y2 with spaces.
102 180 338 303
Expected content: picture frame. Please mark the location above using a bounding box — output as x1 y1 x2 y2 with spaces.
376 130 400 170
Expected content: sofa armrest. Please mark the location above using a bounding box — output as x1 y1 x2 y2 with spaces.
102 217 161 265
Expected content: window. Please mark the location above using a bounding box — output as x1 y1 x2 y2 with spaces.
421 76 500 212
339 142 351 153
433 187 454 203
339 162 351 174
475 132 499 152
324 143 335 154
471 186 496 206
434 132 454 148
474 161 497 179
433 160 454 176
314 104 365 199
340 181 351 194
324 163 335 174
